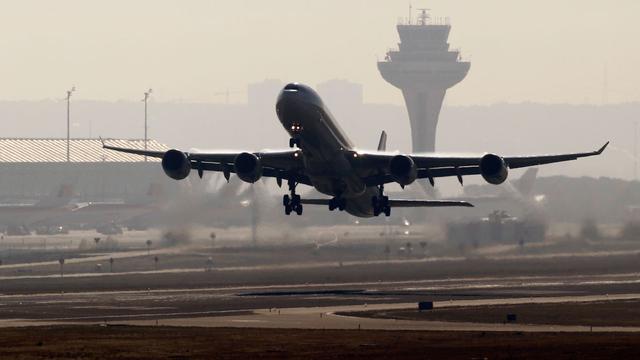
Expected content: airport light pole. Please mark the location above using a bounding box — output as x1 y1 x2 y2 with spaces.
66 86 76 162
59 257 65 278
634 121 638 181
143 88 153 162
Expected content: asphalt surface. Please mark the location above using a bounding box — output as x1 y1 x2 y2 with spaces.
1 230 640 333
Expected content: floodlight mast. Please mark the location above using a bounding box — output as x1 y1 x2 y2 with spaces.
143 88 153 162
65 86 76 162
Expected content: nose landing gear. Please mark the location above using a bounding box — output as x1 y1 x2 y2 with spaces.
289 123 303 148
289 138 300 148
372 184 391 217
283 179 303 215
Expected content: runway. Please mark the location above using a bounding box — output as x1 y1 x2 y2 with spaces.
2 233 640 336
4 293 640 333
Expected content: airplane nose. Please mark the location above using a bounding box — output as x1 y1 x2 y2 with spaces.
277 82 323 110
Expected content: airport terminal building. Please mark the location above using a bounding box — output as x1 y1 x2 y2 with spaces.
0 138 175 203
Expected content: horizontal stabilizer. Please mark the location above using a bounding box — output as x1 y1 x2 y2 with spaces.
300 198 473 208
388 199 474 208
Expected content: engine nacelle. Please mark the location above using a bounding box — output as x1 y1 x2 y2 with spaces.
161 149 191 180
234 152 262 183
480 153 508 185
389 155 417 186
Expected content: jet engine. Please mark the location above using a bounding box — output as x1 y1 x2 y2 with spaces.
161 149 191 180
480 153 508 184
234 152 262 183
389 155 417 186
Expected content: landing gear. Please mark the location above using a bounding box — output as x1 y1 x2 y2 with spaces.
289 138 301 148
328 196 346 211
289 123 303 148
372 185 391 217
283 180 303 216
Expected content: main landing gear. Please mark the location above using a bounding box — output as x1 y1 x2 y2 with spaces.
283 179 303 216
328 196 346 211
371 184 391 217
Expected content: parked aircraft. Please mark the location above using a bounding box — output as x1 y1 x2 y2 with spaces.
0 184 76 234
103 83 608 218
455 168 544 209
431 167 545 220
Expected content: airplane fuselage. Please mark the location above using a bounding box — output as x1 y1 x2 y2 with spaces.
276 83 379 217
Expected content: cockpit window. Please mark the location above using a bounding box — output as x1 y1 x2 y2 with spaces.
284 83 300 91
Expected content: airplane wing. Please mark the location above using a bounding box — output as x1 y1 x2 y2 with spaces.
102 142 311 185
104 139 608 188
360 142 608 186
101 146 166 159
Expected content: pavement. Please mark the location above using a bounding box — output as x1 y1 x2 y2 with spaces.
4 292 640 333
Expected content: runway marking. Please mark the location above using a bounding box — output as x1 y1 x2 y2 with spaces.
231 319 264 323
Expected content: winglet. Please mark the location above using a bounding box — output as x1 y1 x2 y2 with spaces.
99 136 105 148
595 141 609 155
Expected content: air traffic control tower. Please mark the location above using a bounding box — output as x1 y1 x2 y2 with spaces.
378 10 470 153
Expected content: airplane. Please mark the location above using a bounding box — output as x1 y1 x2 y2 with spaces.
0 184 76 234
103 83 608 218
448 167 545 217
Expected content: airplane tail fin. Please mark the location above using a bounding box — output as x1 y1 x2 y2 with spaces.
36 184 75 208
377 130 387 151
512 168 538 196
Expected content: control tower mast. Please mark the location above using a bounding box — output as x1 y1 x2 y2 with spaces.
378 9 470 153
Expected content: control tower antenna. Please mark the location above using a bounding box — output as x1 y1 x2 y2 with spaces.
416 8 431 25
378 10 470 154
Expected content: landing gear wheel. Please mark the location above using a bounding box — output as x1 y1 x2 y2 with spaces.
328 197 338 211
289 138 300 148
283 179 303 216
338 198 346 211
329 195 346 212
372 196 380 216
372 190 391 217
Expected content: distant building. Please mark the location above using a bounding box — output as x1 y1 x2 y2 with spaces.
247 79 284 108
316 79 364 112
0 138 174 202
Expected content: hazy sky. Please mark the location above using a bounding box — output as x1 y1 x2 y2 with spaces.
0 0 638 105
